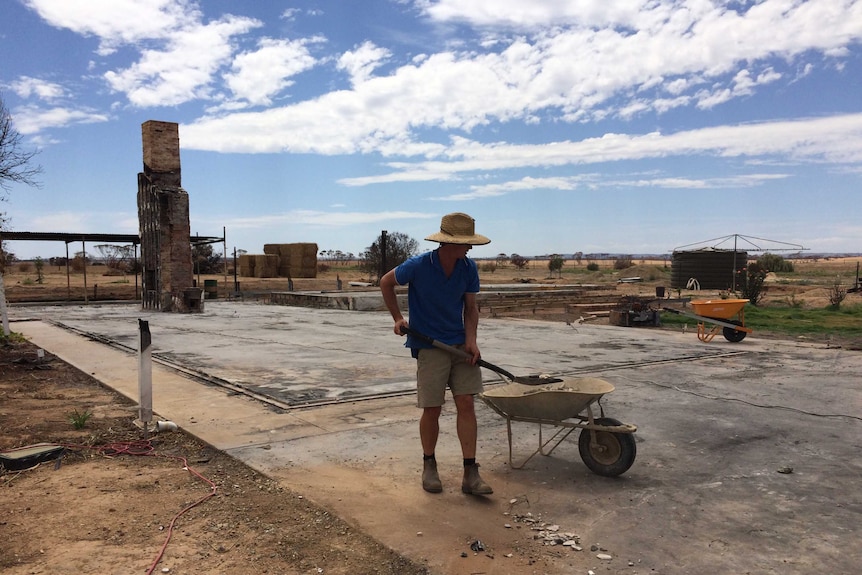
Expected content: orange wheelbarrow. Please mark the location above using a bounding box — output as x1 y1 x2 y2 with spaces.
663 298 752 343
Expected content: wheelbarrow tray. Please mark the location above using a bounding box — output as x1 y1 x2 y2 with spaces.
690 298 749 319
480 378 614 422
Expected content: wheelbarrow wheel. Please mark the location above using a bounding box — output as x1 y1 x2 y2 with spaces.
722 320 747 342
578 417 636 477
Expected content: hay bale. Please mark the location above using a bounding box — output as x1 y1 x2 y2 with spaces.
264 254 279 275
288 243 317 278
254 242 318 277
238 254 254 277
253 254 280 278
277 243 292 275
253 255 266 278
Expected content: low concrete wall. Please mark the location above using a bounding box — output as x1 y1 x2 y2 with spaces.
270 290 403 312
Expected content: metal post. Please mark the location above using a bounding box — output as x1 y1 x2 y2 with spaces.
138 319 153 437
194 233 200 288
732 234 738 292
65 242 71 300
82 240 89 304
134 244 139 300
0 272 10 337
233 247 238 293
222 227 227 298
380 230 388 281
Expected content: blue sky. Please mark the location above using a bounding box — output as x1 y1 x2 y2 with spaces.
2 0 861 261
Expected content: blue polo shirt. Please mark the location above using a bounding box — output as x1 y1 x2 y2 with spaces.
394 249 480 351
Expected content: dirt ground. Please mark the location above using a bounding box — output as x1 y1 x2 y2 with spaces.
0 339 430 575
1 256 859 574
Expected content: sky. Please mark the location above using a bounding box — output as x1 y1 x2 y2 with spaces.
1 0 862 262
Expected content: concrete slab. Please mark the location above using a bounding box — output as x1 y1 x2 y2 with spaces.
9 301 862 575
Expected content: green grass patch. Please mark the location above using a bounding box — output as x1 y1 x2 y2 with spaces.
68 408 93 429
660 303 862 340
0 331 29 345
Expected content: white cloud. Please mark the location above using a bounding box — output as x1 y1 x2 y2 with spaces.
104 15 260 107
431 175 580 200
11 104 110 135
24 0 201 55
695 67 782 109
204 209 434 230
337 113 862 186
281 8 302 21
8 76 66 102
25 0 261 108
421 0 647 29
16 210 138 235
337 42 392 85
224 37 321 106
177 0 862 159
418 171 790 201
618 173 789 189
18 0 862 157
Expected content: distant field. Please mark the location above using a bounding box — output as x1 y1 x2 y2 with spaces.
2 255 860 310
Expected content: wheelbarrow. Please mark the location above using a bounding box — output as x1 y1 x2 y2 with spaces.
663 298 752 343
480 380 637 477
399 327 637 477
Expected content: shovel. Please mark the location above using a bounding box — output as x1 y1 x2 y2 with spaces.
399 326 561 385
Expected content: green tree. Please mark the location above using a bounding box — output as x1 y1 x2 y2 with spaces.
95 244 136 272
510 254 529 270
34 256 44 284
741 261 768 306
613 255 634 270
758 253 794 273
548 254 564 278
828 275 847 309
192 242 223 274
360 231 418 283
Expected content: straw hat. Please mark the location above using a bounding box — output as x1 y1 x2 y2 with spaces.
425 212 491 245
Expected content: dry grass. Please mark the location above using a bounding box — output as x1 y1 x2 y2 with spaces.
2 256 860 310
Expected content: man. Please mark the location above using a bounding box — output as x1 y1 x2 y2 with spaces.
380 212 493 495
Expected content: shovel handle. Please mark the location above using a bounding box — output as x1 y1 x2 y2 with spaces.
399 326 517 382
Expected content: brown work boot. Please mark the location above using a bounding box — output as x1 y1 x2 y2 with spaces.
462 463 493 495
422 459 443 493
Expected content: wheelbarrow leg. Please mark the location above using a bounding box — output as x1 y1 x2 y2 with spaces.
697 322 720 343
505 417 578 470
505 417 540 470
505 417 536 470
538 424 578 457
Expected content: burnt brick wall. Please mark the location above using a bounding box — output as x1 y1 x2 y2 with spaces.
138 120 194 311
142 120 181 188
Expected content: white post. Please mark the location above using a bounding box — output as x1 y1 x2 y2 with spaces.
138 319 153 433
0 272 10 337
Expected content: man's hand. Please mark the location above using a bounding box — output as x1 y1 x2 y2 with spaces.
393 318 409 336
464 341 481 365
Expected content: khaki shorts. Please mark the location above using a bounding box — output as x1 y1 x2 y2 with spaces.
415 346 484 408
